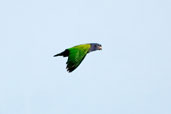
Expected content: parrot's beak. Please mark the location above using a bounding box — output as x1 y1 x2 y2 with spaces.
98 46 102 50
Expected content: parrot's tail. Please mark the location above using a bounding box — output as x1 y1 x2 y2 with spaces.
53 49 69 57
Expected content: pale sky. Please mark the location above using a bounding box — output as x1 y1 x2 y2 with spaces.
0 0 171 114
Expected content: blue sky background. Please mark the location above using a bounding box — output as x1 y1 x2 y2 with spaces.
0 0 171 114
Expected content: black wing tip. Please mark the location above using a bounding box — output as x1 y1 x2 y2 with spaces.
54 49 69 57
67 70 73 73
66 68 74 73
66 66 76 73
53 54 58 57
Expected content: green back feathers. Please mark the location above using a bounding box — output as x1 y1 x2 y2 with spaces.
66 44 91 72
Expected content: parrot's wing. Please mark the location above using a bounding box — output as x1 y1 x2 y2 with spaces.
66 44 90 72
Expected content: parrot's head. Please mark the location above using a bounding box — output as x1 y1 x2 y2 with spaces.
89 43 102 52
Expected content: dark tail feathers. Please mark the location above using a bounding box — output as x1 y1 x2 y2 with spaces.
53 49 69 57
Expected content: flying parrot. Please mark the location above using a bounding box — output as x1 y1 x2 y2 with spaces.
54 43 102 72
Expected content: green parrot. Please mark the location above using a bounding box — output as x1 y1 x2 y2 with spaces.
54 43 102 72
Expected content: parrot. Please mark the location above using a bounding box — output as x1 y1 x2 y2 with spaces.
54 43 102 72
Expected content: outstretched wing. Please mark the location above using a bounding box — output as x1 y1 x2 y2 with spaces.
66 44 90 72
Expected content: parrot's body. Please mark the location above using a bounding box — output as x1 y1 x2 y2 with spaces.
54 43 102 72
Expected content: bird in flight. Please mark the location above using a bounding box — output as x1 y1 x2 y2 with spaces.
54 43 102 72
